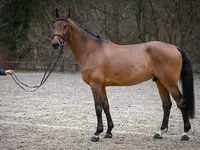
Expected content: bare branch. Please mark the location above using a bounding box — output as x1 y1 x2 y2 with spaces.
72 0 80 16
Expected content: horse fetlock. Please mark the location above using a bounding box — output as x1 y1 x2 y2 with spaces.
184 122 191 132
154 128 168 139
160 126 168 131
108 122 114 129
158 128 168 135
104 133 113 138
95 128 103 135
161 125 168 130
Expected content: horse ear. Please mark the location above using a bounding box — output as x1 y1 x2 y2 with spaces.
66 8 70 19
56 8 60 18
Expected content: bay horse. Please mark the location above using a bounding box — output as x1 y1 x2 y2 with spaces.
52 9 195 142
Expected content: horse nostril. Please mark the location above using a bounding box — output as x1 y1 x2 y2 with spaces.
52 43 59 49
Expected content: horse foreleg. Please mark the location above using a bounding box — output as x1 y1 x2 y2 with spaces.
102 87 114 138
154 80 172 139
90 84 104 142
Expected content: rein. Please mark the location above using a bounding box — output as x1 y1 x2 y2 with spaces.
12 17 70 92
11 46 64 92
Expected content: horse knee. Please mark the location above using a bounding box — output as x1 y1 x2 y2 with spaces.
95 104 102 115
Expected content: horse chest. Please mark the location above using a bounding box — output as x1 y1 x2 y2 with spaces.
81 69 104 85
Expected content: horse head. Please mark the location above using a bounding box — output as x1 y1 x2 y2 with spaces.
52 8 70 49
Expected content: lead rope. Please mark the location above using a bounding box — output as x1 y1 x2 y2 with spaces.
11 46 64 92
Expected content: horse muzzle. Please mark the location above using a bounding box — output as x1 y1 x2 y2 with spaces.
52 34 66 50
52 41 66 50
52 43 60 49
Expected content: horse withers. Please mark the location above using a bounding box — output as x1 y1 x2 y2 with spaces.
52 9 195 142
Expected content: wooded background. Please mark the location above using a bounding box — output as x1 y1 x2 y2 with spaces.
0 0 200 71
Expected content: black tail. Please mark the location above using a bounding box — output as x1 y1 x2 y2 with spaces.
177 48 195 119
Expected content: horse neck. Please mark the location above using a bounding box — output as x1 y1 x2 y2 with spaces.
67 22 100 66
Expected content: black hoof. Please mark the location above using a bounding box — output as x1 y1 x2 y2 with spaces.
181 135 189 141
153 134 162 139
90 136 100 142
104 133 113 138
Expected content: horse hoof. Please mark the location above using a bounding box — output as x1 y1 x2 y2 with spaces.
104 133 113 138
181 135 189 141
90 136 100 142
153 134 162 139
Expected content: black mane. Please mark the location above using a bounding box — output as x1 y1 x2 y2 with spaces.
56 16 101 40
76 24 101 40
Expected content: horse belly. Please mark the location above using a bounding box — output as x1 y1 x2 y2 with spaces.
104 68 153 86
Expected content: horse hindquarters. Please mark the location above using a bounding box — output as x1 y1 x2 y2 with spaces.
154 47 194 140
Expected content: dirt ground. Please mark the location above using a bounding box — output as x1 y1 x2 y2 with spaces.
0 72 200 150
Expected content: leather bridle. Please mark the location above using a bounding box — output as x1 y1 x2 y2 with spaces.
53 18 70 48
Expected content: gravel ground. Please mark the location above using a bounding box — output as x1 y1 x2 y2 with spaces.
0 72 200 150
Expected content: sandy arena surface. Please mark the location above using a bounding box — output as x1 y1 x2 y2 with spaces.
0 72 200 150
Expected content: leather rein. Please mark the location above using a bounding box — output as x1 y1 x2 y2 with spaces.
11 18 69 92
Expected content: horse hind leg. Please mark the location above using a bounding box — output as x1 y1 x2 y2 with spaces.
167 85 191 141
154 80 172 139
